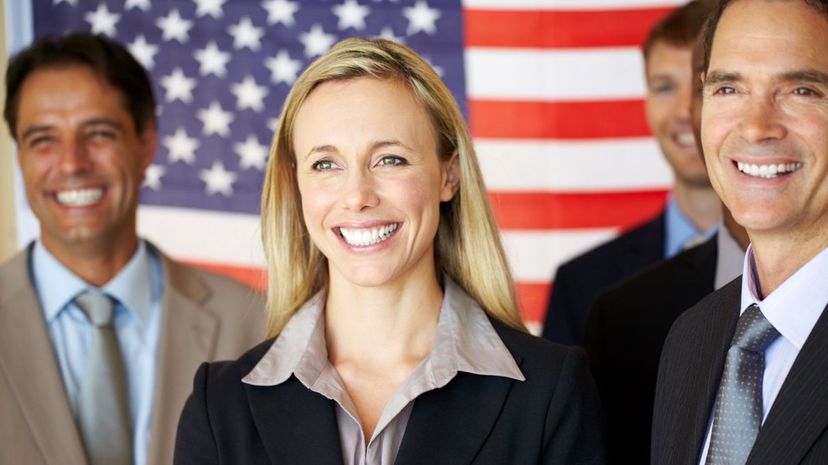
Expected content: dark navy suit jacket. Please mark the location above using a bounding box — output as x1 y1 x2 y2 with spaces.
653 278 828 465
543 213 666 346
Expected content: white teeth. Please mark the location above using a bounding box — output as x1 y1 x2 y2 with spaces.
339 223 399 247
55 188 103 206
676 132 696 146
736 161 802 179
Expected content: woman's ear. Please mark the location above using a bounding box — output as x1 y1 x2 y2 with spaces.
441 151 460 202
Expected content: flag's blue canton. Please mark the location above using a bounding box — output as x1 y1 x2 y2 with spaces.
31 0 466 215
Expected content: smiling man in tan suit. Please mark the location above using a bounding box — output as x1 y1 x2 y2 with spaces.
0 33 263 465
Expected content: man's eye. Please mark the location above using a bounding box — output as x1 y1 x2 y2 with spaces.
312 159 334 170
377 155 406 166
87 129 117 140
713 86 737 95
793 87 819 97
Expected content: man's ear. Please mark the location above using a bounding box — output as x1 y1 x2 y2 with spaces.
441 151 460 202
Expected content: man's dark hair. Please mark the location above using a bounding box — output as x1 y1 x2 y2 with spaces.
4 32 156 140
703 0 828 72
643 0 716 61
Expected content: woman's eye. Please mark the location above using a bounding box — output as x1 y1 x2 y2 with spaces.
312 159 335 171
377 155 407 166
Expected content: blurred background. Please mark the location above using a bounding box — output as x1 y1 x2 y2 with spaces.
0 0 684 333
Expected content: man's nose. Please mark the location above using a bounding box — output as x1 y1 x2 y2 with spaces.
739 95 787 143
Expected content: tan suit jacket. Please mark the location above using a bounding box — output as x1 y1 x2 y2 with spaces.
0 242 265 465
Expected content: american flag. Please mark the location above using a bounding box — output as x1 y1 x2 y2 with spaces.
13 0 684 333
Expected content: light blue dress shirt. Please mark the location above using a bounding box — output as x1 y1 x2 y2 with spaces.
698 244 828 464
663 196 715 259
32 240 164 465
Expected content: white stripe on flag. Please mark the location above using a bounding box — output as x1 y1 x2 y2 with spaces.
475 137 673 191
137 206 265 267
465 47 646 101
463 0 685 10
502 229 619 282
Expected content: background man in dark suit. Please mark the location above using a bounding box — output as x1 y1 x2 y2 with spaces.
653 1 828 463
0 33 263 465
585 15 748 464
542 0 721 345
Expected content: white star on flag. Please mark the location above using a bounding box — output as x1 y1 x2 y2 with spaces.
234 134 269 170
262 0 299 26
228 17 265 51
197 101 234 137
332 0 371 31
299 24 336 57
163 127 200 164
54 0 78 5
124 0 150 11
160 68 197 103
85 4 120 36
128 35 159 69
194 0 226 19
265 50 302 85
143 164 165 190
403 0 440 35
156 9 193 43
194 42 231 78
200 161 237 196
231 76 268 112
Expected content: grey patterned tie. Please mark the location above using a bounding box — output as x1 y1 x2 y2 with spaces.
705 304 780 465
75 292 133 465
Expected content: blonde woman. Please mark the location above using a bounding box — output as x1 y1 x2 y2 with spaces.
175 38 605 465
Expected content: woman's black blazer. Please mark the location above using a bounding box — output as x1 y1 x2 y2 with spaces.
174 318 606 465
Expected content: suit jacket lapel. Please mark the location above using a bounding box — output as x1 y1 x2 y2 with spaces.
246 376 344 465
0 248 89 465
394 368 516 465
146 252 220 465
677 280 741 465
747 301 828 465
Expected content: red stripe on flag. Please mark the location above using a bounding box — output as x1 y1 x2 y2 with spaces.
489 190 668 230
182 261 267 291
516 281 550 325
464 8 675 49
469 99 649 139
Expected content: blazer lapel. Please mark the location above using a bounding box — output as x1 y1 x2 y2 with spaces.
394 370 516 465
146 254 220 465
0 249 89 465
676 280 741 465
246 376 344 465
747 301 828 465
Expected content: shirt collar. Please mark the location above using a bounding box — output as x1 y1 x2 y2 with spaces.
740 244 828 350
664 196 714 258
243 276 525 386
32 240 159 325
714 223 747 290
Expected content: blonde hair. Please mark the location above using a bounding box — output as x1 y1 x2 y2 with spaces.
261 38 526 337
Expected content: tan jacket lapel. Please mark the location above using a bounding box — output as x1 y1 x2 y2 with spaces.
145 251 220 465
0 248 89 465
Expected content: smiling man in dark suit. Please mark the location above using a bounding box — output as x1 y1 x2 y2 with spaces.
542 0 721 346
653 1 828 464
